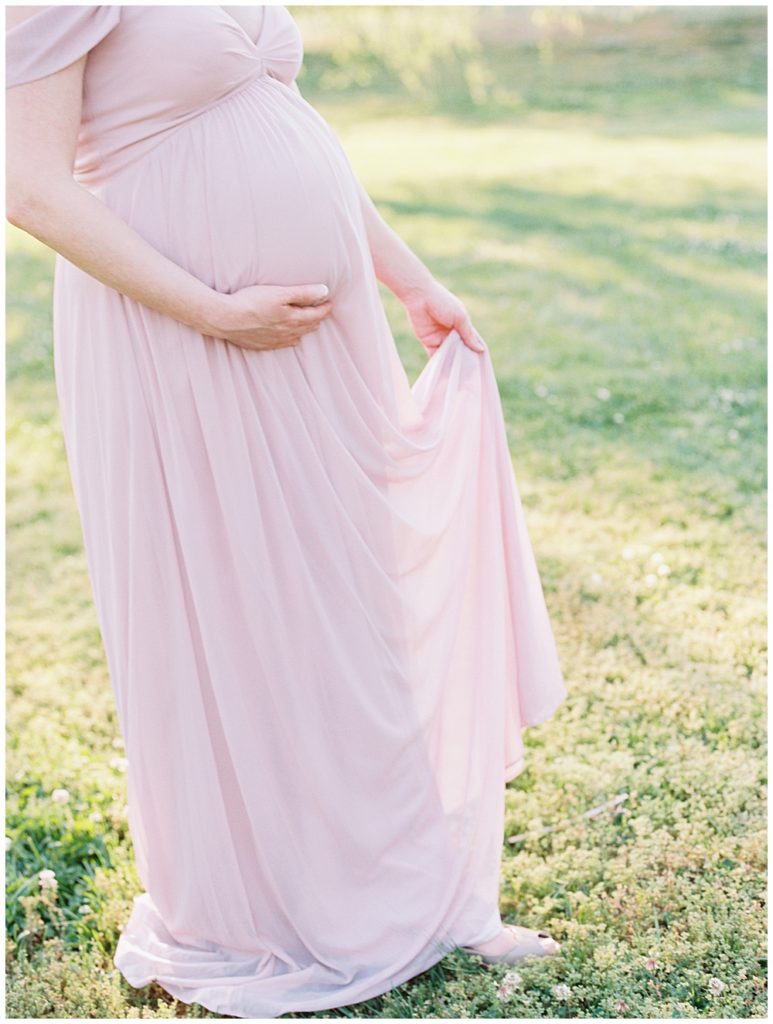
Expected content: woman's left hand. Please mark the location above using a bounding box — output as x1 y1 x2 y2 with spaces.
401 278 486 356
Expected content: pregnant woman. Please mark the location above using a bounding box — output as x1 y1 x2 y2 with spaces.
7 5 568 1018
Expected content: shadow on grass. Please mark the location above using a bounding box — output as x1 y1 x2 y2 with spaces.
374 182 765 503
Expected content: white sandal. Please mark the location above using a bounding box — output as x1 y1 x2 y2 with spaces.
459 922 561 965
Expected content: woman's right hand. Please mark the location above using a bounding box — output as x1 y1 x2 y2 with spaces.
204 282 333 352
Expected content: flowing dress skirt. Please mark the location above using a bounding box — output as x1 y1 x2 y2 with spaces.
52 73 567 1018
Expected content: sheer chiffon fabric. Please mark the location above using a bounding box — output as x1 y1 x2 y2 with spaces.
7 6 568 1017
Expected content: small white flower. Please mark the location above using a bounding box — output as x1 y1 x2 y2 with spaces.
534 383 549 398
727 428 739 441
613 411 625 424
657 563 670 576
496 970 522 1000
38 868 57 889
109 756 129 772
552 982 572 1001
89 811 103 822
590 572 603 586
78 904 91 915
51 788 70 804
708 977 725 996
650 551 664 565
596 387 611 401
622 546 635 560
644 573 658 586
111 737 124 749
5 836 11 852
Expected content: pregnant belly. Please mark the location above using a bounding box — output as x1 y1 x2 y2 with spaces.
104 78 367 298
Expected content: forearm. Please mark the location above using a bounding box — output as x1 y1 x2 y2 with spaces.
354 177 436 301
7 177 226 334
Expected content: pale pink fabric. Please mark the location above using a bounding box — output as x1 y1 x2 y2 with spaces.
7 5 568 1018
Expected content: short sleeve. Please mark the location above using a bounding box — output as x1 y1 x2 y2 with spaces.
6 5 121 88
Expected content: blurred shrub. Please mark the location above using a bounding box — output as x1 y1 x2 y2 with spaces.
294 5 494 105
292 5 764 109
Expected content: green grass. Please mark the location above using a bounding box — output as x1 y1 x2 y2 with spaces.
6 8 767 1018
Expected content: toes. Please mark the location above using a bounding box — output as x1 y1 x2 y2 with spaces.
534 929 561 953
502 923 562 957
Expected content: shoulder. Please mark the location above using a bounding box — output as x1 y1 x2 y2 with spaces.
6 6 122 89
6 6 50 30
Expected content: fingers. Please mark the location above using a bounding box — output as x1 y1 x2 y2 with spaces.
220 282 334 352
456 316 486 353
288 299 332 326
283 282 329 306
268 297 332 350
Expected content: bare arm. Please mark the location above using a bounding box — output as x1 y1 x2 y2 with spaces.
351 177 436 301
6 28 225 334
6 12 332 352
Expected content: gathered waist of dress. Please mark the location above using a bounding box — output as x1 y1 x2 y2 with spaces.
74 69 276 190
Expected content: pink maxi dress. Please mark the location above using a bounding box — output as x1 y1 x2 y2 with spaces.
7 5 568 1018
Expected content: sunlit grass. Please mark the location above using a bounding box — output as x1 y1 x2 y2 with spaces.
6 8 766 1018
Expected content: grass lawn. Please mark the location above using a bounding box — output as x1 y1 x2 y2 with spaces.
6 8 766 1018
